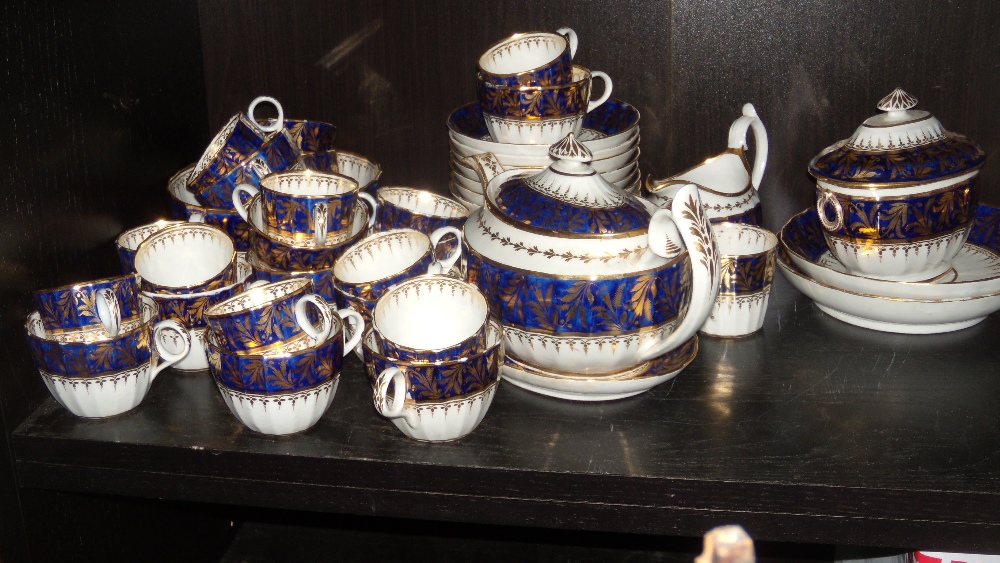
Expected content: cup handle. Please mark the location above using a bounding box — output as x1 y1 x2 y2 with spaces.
314 202 329 246
95 288 122 338
232 184 259 222
295 294 334 342
248 96 284 133
187 211 205 223
427 226 464 274
587 71 613 113
337 308 365 356
374 367 411 426
358 192 378 230
556 27 578 59
150 319 192 378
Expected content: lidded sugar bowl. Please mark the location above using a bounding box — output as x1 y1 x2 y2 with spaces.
808 88 986 281
464 133 720 397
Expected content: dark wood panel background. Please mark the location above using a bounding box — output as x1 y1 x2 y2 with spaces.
0 1 232 560
198 0 1000 231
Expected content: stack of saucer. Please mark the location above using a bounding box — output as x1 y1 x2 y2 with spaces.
448 28 641 209
779 88 1000 333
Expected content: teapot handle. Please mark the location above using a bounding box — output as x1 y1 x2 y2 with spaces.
727 103 769 191
637 184 720 362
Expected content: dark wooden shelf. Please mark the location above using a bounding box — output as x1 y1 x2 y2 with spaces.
13 275 1000 552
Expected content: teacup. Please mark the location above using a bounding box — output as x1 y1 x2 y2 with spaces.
33 273 141 338
134 223 237 295
699 223 778 338
247 250 337 303
367 320 503 442
25 296 191 418
204 278 334 353
186 96 283 194
296 150 383 198
478 66 613 144
333 228 463 303
478 28 577 87
167 165 252 251
246 193 370 271
207 307 362 435
116 220 189 274
373 187 470 259
234 170 375 245
193 129 300 210
372 275 489 363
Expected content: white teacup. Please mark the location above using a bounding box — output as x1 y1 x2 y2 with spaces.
699 223 778 338
372 275 489 364
333 228 463 303
134 223 236 295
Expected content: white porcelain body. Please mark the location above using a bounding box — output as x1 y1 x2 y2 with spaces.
464 164 720 380
646 103 766 222
699 223 777 337
450 128 639 161
778 255 1000 334
815 172 976 281
448 183 482 212
375 379 498 442
216 376 339 435
39 355 165 418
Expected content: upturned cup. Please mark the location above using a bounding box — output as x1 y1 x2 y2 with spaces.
478 28 578 86
193 128 300 210
167 165 252 251
186 96 284 194
372 275 490 363
204 278 334 353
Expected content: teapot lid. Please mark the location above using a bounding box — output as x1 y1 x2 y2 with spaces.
808 88 984 185
493 133 651 235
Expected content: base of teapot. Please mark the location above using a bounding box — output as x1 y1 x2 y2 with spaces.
501 336 698 402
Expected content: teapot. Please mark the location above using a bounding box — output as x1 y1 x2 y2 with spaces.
646 103 768 225
463 133 720 393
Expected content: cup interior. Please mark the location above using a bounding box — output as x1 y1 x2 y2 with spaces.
135 225 235 288
262 171 358 197
373 277 488 351
206 278 310 318
479 32 568 75
334 230 430 285
713 223 778 257
378 187 470 219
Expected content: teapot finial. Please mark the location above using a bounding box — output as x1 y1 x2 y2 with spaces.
549 132 593 163
877 88 918 112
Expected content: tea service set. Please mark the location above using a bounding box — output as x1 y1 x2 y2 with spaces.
24 30 1000 443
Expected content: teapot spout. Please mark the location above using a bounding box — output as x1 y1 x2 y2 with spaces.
637 184 720 362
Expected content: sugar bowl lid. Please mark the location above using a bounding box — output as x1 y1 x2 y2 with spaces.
493 133 651 235
808 88 985 185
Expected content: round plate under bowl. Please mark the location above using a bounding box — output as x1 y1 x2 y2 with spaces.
501 336 698 402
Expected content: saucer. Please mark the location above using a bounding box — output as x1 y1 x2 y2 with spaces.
777 249 1000 334
448 99 640 156
781 204 1000 300
501 336 699 401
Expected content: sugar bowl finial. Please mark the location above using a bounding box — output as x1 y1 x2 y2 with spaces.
877 87 918 113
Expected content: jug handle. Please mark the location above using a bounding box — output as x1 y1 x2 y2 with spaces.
637 184 720 362
727 103 769 191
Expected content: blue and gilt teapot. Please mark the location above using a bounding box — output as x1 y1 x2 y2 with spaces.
463 133 720 398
